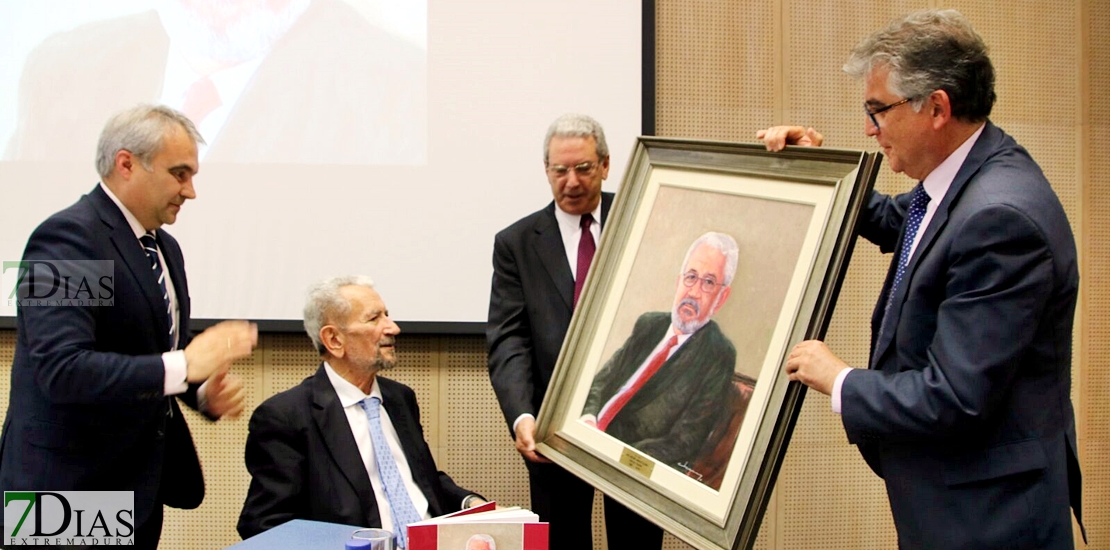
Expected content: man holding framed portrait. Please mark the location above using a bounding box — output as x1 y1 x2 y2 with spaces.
765 9 1085 549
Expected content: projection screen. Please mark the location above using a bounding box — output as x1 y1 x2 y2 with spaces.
0 0 643 328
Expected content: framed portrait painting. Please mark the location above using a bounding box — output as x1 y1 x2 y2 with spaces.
534 137 882 550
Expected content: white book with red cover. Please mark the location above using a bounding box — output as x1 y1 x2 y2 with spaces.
407 502 548 550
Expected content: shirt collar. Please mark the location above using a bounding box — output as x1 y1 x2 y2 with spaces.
553 201 602 234
99 182 152 240
921 123 986 203
323 361 382 408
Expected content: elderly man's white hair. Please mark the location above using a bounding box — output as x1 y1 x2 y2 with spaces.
303 275 377 354
681 232 740 286
465 533 496 550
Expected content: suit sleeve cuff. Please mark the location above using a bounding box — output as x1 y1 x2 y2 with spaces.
512 413 535 435
163 350 188 396
830 367 854 414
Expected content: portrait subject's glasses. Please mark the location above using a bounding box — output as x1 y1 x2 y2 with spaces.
547 161 600 179
864 97 914 130
682 272 721 294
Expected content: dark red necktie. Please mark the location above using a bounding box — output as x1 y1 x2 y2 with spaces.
597 334 680 431
573 214 596 307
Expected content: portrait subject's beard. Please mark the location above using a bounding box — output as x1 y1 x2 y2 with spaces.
671 293 725 334
671 298 706 334
158 0 314 65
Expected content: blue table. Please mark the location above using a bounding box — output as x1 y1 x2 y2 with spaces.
226 519 364 549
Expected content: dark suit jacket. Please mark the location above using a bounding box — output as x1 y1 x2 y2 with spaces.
0 185 204 531
5 0 426 164
237 366 474 539
845 121 1083 549
581 312 735 468
487 193 614 430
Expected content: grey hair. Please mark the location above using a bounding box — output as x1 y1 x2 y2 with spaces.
543 113 609 163
842 9 995 122
303 275 376 354
681 232 739 287
95 104 205 179
465 534 496 550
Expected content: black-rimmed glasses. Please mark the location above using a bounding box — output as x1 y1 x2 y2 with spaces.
681 272 721 294
864 97 913 130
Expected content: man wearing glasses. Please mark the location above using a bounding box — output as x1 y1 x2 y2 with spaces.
760 9 1084 549
488 113 663 548
580 232 738 478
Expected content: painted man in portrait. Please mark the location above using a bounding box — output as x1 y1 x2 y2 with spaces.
581 231 738 475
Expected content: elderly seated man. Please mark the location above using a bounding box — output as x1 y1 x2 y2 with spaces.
238 276 485 547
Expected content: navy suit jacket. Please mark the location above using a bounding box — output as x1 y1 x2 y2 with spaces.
845 122 1083 549
237 366 474 539
487 193 614 430
581 313 735 469
0 185 204 531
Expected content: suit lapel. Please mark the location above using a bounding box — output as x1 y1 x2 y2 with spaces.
90 186 172 347
531 194 615 312
532 204 575 310
309 366 377 523
870 122 997 367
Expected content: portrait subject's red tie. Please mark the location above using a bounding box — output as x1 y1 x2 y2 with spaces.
597 334 680 431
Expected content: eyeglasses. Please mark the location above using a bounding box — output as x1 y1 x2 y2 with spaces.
547 161 600 179
864 97 913 130
681 272 722 294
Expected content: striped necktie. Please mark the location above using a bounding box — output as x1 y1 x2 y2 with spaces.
139 232 175 349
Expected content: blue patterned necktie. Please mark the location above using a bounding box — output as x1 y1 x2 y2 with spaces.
139 232 175 349
879 183 931 341
360 396 421 548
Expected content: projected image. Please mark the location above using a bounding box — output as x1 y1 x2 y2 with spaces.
0 0 427 165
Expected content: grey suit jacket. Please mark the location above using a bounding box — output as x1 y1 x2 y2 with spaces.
844 121 1084 549
582 312 735 469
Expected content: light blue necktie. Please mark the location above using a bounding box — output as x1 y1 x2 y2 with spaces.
360 396 421 548
139 232 175 349
879 183 931 343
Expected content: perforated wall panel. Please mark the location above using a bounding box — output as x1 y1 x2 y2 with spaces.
655 0 776 142
1082 0 1109 546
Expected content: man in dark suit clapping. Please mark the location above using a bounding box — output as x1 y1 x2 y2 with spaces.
0 104 257 549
